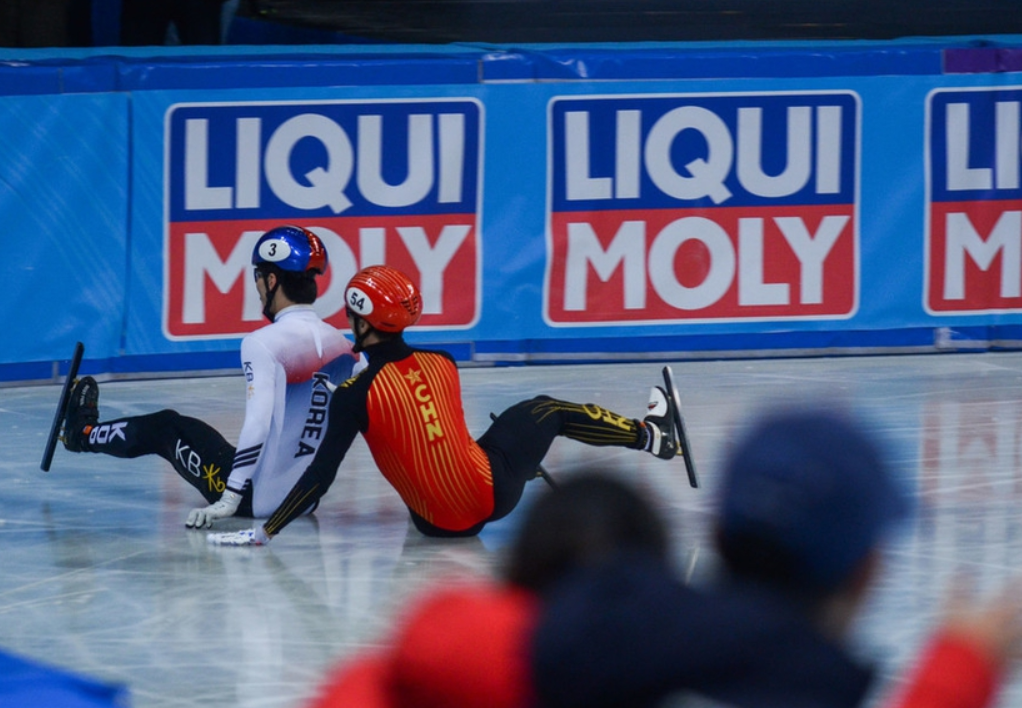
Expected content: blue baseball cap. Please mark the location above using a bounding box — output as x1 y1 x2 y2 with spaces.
716 407 911 592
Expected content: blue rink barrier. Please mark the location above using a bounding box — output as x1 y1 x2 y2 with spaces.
0 36 996 92
5 37 1022 382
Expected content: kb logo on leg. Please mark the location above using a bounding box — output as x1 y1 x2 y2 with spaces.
89 422 127 445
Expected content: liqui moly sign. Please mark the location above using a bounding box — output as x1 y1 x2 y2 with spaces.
926 88 1022 314
545 92 860 325
163 99 483 339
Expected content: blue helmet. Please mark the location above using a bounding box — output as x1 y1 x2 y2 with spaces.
252 225 328 274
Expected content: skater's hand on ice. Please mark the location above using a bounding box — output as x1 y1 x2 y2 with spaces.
185 489 243 528
207 527 270 547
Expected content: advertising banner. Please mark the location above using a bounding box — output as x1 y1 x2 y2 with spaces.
7 45 1022 379
926 86 1022 314
162 99 483 340
545 91 859 326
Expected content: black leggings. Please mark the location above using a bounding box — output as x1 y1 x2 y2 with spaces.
409 396 644 537
84 409 252 515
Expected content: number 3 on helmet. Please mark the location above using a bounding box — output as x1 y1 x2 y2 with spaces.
252 225 328 274
345 265 422 333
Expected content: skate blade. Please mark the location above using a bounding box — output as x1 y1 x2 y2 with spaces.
662 365 698 488
40 342 85 472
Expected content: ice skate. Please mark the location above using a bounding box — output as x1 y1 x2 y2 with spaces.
661 366 699 488
40 341 85 471
61 376 99 452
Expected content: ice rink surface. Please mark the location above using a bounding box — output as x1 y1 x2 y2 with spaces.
3 352 1022 707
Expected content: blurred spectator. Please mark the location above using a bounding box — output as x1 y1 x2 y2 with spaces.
304 471 676 708
886 578 1022 708
120 0 227 45
0 0 91 47
502 469 670 595
305 408 1022 708
305 583 537 708
533 406 1022 708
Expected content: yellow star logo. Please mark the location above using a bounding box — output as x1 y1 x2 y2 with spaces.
203 463 226 493
404 369 423 385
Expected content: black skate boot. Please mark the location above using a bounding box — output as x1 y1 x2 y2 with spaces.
62 376 99 452
644 386 679 460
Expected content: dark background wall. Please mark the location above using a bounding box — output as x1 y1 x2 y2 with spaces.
237 0 1022 44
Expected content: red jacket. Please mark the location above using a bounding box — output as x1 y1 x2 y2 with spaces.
886 632 1000 708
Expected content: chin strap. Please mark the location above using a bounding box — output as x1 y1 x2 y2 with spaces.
349 313 372 353
262 280 280 323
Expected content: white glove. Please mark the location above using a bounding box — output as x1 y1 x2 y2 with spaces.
207 527 270 547
185 489 243 529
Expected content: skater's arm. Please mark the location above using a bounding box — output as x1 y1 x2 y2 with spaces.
207 368 368 545
260 383 362 539
225 338 278 495
185 339 277 529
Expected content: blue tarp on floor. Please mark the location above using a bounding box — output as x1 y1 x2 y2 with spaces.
0 650 128 707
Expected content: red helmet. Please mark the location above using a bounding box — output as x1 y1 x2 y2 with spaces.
345 265 422 333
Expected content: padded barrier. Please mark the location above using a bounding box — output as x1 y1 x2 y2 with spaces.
5 37 1022 381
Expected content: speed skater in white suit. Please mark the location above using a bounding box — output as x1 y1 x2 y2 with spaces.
56 225 362 529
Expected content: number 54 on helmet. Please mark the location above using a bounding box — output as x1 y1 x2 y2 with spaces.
345 265 422 333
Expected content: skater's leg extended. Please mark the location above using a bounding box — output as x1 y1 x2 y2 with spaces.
478 396 645 521
63 381 236 504
485 389 685 463
526 396 646 448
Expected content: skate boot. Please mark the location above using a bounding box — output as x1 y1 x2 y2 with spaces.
61 376 99 452
644 386 679 459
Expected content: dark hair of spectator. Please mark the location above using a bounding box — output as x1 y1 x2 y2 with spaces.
504 471 669 594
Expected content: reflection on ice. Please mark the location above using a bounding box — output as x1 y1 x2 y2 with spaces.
3 354 1022 706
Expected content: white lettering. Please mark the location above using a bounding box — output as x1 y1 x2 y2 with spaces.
564 222 646 311
775 215 848 304
566 111 612 200
235 118 262 209
646 106 733 204
359 227 386 267
737 106 811 198
649 217 734 309
182 230 263 323
615 110 642 199
997 101 1020 190
173 438 202 477
815 105 843 194
185 119 232 210
738 218 788 306
946 103 993 191
264 113 354 213
183 109 470 214
398 225 471 314
358 114 433 207
945 101 1022 192
438 113 465 203
944 211 1022 300
560 215 847 312
89 422 127 446
179 223 472 325
564 102 847 205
